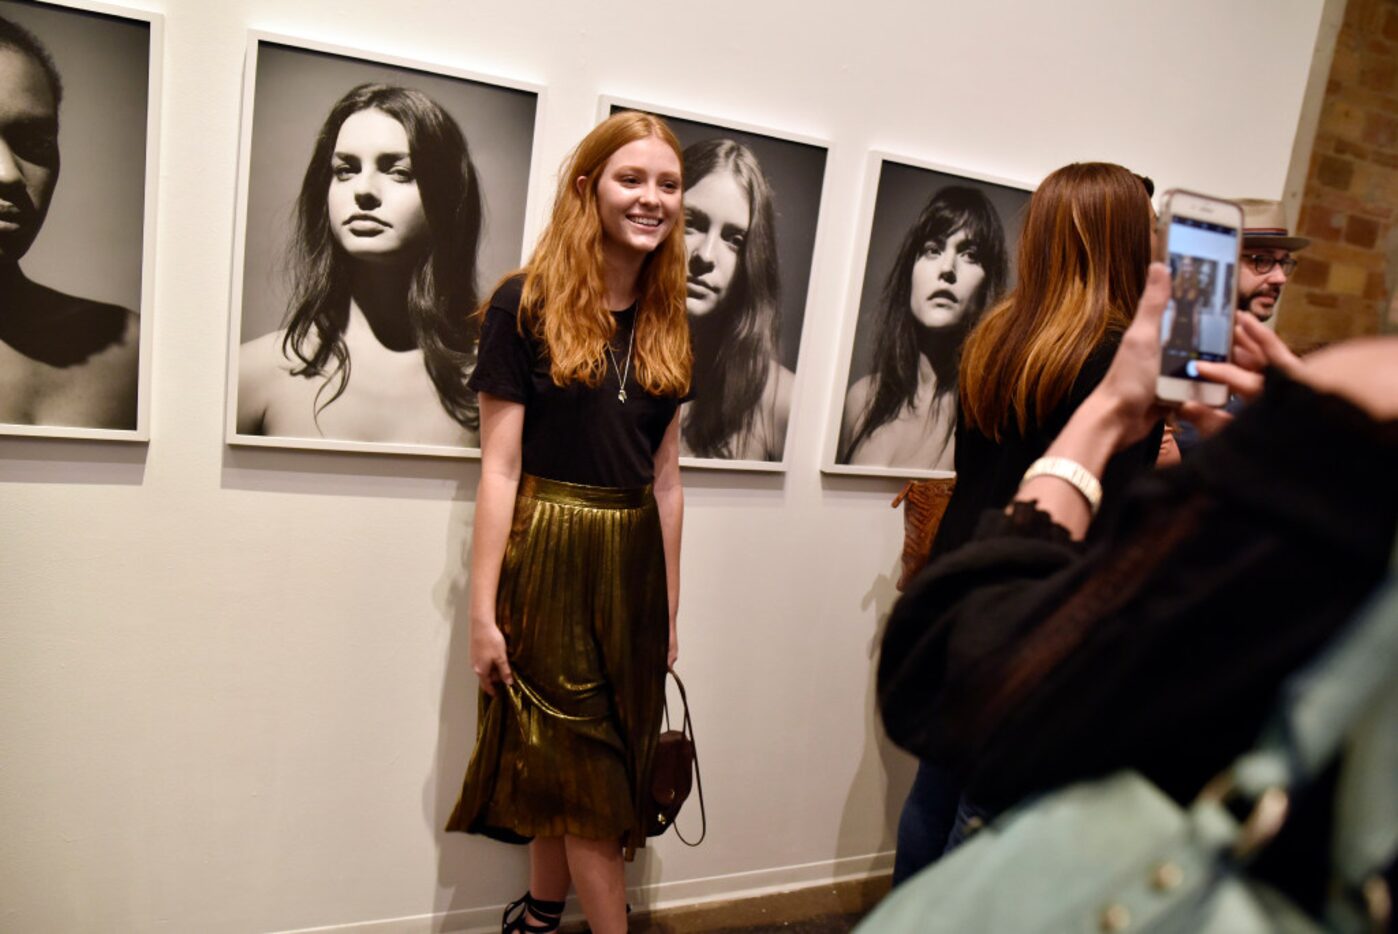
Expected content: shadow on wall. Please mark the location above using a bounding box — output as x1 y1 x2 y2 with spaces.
425 469 672 923
0 436 148 485
425 466 914 920
219 445 471 500
431 464 531 926
836 554 916 870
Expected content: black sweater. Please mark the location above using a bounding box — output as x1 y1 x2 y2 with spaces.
880 371 1397 811
930 337 1162 563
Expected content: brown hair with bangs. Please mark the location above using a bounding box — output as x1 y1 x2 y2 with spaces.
958 162 1151 439
510 110 691 396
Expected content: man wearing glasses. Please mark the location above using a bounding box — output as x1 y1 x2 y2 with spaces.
1174 199 1307 457
1234 198 1308 323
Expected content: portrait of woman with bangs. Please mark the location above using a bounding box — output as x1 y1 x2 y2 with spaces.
835 160 1029 474
840 184 1011 470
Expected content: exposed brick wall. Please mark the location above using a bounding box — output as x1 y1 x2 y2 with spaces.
1283 0 1398 351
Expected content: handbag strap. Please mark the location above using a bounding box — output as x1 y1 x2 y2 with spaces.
667 668 707 846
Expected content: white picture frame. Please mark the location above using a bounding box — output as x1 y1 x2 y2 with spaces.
822 151 1033 479
224 31 546 459
0 0 163 441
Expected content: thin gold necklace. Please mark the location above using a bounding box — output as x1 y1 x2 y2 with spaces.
605 319 635 403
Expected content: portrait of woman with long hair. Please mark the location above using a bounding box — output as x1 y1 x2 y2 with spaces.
236 82 482 446
679 138 793 461
445 111 690 934
839 185 1010 469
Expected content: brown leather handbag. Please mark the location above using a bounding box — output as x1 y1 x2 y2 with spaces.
891 477 957 591
645 668 706 844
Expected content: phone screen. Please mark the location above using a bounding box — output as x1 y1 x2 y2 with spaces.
1161 216 1238 380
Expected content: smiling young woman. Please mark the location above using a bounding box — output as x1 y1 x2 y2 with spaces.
445 111 691 934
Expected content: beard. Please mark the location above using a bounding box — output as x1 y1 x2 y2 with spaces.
1239 287 1280 320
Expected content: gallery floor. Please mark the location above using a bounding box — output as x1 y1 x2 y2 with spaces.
558 875 890 933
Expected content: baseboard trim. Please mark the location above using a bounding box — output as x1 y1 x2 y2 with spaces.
631 849 894 914
269 851 894 934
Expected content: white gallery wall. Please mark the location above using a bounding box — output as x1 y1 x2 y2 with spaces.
0 1 1329 931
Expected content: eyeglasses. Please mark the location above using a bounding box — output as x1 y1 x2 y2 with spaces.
1243 253 1298 276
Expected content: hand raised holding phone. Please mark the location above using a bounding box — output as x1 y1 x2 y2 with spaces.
1154 190 1245 408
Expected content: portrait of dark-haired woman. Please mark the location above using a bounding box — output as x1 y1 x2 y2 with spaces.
679 138 793 461
237 82 482 445
839 186 1009 469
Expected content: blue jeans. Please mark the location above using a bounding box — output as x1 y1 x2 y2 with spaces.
892 761 962 886
943 793 992 854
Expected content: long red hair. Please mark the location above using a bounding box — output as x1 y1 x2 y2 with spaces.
959 162 1151 438
512 111 691 395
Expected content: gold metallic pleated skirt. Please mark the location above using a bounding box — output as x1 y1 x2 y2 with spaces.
446 475 668 859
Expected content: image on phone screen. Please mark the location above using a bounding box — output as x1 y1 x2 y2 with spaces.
1161 216 1238 379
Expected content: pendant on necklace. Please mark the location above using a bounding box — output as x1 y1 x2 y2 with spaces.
618 389 628 403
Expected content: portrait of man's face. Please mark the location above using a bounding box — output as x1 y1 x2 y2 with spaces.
326 108 430 266
908 227 985 329
684 168 749 318
0 2 155 438
0 44 60 264
1236 246 1291 319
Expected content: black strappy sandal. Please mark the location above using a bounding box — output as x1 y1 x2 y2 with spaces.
501 892 565 933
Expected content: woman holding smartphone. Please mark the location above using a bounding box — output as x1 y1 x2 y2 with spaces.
679 138 793 461
878 274 1398 925
936 164 1162 558
445 111 690 934
237 83 482 445
890 163 1163 884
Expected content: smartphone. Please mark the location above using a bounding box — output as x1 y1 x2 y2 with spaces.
1154 190 1243 406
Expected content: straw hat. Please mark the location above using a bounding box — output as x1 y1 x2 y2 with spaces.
1236 198 1309 251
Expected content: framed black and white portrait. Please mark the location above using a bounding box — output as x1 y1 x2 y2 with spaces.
225 33 542 458
603 97 830 473
0 0 160 440
824 154 1032 479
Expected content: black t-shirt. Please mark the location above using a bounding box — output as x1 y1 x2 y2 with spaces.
467 277 682 488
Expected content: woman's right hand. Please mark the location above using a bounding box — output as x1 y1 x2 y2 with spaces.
470 621 513 698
